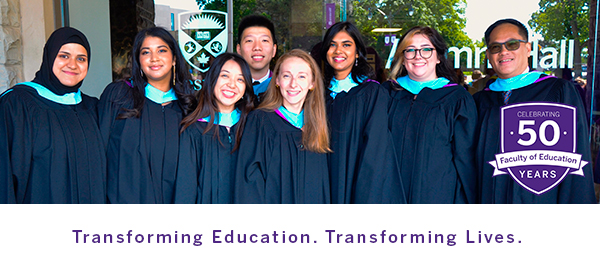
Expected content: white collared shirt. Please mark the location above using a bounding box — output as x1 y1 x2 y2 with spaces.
253 70 272 84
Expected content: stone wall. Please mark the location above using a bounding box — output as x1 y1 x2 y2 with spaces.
0 0 23 92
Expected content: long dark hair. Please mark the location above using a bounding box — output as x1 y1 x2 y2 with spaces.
180 53 256 151
389 26 457 83
318 22 374 87
117 27 195 119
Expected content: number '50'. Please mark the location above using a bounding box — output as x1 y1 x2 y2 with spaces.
518 120 560 147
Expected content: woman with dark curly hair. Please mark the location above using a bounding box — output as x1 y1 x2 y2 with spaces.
98 27 195 204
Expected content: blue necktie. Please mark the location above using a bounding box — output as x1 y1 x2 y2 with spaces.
503 90 512 105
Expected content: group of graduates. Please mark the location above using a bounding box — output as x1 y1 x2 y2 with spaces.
0 14 596 204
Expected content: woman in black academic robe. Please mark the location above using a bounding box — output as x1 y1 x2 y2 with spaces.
235 49 330 204
0 27 106 203
98 27 195 204
383 26 477 204
174 53 256 204
318 22 403 204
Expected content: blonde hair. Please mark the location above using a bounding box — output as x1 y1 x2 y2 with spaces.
389 30 420 80
258 49 331 153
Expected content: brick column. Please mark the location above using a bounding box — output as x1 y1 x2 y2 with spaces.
0 0 23 92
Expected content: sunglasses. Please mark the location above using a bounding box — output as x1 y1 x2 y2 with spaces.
403 47 435 60
488 39 527 54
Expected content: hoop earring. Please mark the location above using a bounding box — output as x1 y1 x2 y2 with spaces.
172 65 176 86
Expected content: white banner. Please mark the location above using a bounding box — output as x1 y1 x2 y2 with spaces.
489 150 587 176
1 205 599 269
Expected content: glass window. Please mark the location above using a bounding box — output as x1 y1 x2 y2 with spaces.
155 0 599 185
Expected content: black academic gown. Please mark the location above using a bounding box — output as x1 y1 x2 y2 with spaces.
326 81 405 204
384 81 477 203
175 121 238 204
473 75 596 203
235 109 330 204
98 81 182 204
0 85 106 203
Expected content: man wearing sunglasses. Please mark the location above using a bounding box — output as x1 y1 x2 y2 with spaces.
473 19 595 204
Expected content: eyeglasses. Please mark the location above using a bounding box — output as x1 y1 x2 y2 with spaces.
488 39 527 54
403 48 435 60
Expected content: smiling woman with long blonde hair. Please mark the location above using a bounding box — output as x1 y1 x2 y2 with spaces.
235 49 330 204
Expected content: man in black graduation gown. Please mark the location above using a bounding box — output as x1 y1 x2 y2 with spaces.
473 19 596 203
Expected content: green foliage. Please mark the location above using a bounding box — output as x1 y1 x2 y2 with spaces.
350 0 472 69
423 0 472 48
232 0 291 47
256 0 294 51
474 38 485 49
233 0 322 55
350 0 430 46
529 0 588 76
227 0 473 69
529 0 589 45
232 0 258 44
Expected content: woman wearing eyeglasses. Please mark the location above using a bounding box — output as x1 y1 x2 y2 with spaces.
383 26 478 203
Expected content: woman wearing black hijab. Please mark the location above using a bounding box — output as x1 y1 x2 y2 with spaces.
0 27 106 203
